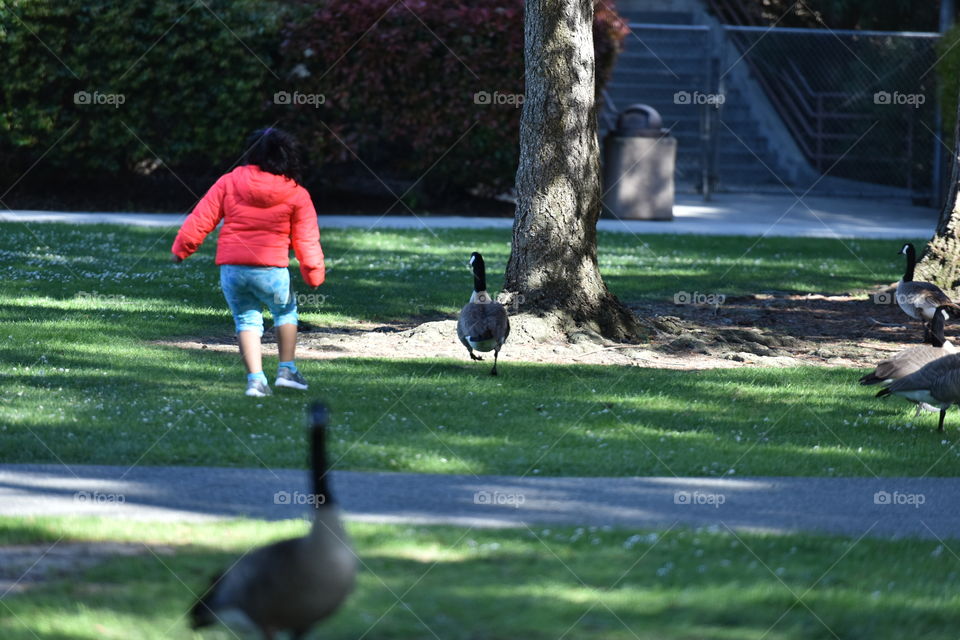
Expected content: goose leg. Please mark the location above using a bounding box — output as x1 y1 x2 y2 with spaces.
490 348 500 376
469 350 483 361
938 408 946 433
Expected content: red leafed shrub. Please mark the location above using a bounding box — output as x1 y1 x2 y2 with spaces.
279 0 628 197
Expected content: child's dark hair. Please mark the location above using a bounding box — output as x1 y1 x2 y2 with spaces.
241 127 304 184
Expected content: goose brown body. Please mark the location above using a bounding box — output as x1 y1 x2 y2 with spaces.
878 353 960 432
861 306 955 387
896 243 960 325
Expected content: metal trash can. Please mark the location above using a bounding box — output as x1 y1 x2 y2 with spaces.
602 104 675 221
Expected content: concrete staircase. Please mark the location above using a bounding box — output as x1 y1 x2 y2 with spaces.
602 10 792 192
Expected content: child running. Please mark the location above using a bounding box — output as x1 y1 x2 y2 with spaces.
171 127 324 397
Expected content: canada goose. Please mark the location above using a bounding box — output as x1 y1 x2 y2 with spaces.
861 305 955 386
896 243 960 337
457 252 510 375
191 403 356 639
877 352 960 432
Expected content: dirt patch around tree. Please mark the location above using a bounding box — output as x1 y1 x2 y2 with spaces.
159 288 927 371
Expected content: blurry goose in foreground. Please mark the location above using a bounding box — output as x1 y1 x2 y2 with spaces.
896 243 960 338
457 252 510 375
191 403 355 639
877 352 960 432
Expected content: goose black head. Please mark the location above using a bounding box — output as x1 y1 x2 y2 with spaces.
469 252 487 294
929 305 952 347
900 243 918 282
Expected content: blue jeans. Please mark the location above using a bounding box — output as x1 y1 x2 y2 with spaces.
220 265 298 335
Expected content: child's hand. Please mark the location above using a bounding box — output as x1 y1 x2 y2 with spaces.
171 254 183 264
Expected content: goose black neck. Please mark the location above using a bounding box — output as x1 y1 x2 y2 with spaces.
903 245 916 282
931 310 947 347
472 256 487 293
309 406 333 507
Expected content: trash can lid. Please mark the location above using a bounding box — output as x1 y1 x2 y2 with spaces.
615 104 667 136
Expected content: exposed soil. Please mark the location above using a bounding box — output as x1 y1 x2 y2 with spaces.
159 288 926 371
0 542 175 595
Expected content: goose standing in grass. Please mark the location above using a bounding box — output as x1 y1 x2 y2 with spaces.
191 403 355 639
457 252 510 375
896 243 960 338
861 306 954 415
877 353 960 432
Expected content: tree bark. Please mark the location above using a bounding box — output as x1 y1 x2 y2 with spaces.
917 93 960 290
504 0 645 341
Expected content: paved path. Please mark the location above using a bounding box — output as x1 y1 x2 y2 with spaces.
1 192 938 238
2 464 957 540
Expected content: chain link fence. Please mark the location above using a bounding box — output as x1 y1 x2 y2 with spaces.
605 23 944 203
721 26 942 202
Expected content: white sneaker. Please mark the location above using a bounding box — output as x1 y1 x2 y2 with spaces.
244 378 273 397
275 368 308 390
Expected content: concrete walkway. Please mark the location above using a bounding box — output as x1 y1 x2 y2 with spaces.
0 192 938 239
2 464 957 540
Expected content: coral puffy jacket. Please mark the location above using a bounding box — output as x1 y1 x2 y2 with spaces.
171 165 325 287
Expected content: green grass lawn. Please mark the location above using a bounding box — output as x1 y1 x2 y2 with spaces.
1 516 958 640
1 222 942 477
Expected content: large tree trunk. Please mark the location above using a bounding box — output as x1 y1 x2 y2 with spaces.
917 94 960 290
504 0 645 341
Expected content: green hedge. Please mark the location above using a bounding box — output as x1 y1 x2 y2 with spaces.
0 0 292 187
0 0 627 206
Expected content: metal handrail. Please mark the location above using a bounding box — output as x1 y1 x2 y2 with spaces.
722 24 940 38
626 22 710 31
722 25 926 177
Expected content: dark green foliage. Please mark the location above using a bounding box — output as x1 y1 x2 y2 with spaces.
0 0 628 206
0 0 294 192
